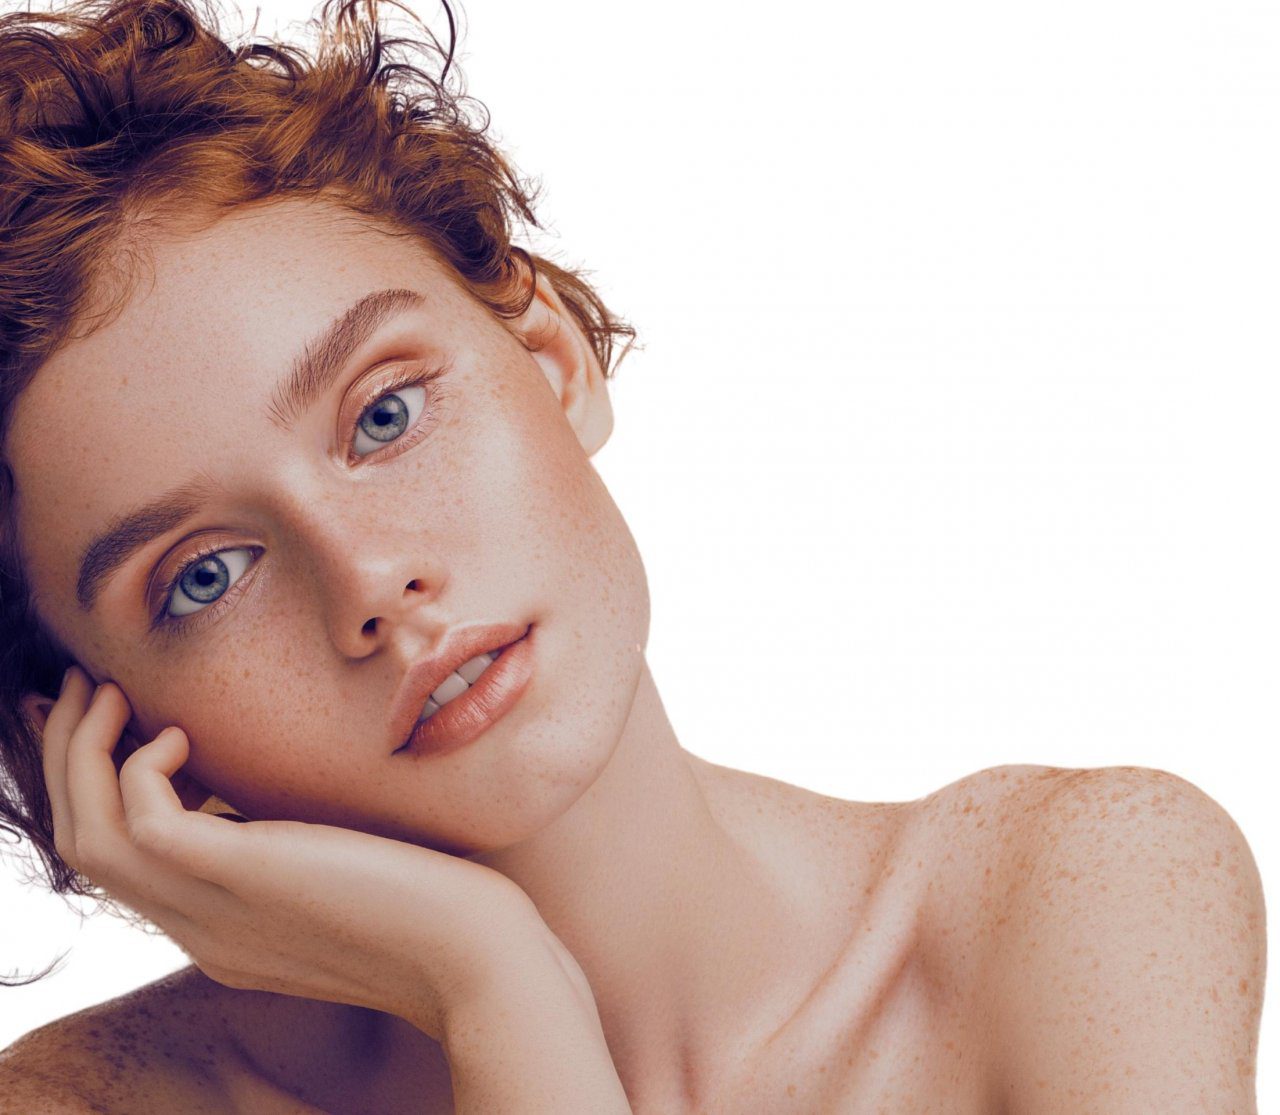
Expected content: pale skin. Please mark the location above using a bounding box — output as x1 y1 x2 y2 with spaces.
0 193 1266 1113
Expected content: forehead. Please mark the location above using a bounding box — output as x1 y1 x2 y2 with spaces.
5 196 473 626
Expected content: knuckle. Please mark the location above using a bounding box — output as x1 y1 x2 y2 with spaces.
128 813 172 854
119 746 149 780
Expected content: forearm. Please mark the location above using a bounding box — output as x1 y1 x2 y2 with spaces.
440 954 631 1113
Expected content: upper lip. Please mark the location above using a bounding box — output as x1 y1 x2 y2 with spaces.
391 621 531 749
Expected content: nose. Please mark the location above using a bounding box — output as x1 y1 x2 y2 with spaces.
332 564 445 658
358 575 432 640
275 488 448 656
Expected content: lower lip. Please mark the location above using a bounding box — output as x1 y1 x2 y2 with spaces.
395 625 535 758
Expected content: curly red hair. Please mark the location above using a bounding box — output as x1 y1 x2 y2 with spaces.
0 0 633 982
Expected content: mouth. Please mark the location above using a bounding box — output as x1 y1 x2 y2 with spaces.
412 636 518 726
393 624 535 757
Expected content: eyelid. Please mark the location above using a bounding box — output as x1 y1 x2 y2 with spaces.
145 361 449 635
147 544 262 637
341 361 443 458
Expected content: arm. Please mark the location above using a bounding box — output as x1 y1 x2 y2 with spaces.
437 930 631 1113
989 766 1266 1113
0 1066 100 1115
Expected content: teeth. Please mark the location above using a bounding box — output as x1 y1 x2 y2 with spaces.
417 650 499 722
456 651 496 684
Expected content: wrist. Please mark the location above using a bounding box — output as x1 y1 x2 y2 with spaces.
441 931 630 1113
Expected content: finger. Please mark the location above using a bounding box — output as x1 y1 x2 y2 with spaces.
40 666 94 864
110 725 145 779
118 726 236 882
63 681 131 844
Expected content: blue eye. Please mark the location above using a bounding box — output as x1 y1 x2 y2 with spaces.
162 546 256 623
352 382 429 459
149 368 446 636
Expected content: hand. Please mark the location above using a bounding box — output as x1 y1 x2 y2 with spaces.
34 665 561 1041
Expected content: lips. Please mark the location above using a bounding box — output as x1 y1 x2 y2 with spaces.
391 621 531 751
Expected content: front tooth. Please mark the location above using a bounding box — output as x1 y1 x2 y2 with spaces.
456 651 496 684
418 652 500 721
430 671 471 706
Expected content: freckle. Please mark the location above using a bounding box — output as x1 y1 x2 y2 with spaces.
1238 979 1249 994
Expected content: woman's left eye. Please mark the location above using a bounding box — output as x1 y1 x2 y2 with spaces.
351 381 430 459
158 545 257 627
151 372 444 635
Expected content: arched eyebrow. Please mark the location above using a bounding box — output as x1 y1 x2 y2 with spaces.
75 286 426 613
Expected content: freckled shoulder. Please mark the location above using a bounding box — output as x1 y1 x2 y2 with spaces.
976 765 1264 1109
903 765 1082 994
0 966 237 1114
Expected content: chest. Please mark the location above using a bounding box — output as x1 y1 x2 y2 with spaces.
220 974 995 1115
696 946 997 1115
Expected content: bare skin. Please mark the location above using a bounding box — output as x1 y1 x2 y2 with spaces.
6 191 1248 1112
0 761 1069 1113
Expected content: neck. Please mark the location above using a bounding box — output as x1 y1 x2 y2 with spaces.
361 659 864 1109
460 659 829 1103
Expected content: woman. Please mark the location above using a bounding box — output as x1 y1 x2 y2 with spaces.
0 0 1264 1111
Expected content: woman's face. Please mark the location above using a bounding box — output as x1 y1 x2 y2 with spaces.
6 195 649 854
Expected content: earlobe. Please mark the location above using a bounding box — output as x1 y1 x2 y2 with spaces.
511 267 614 457
19 691 53 735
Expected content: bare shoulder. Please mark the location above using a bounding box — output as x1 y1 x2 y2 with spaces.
901 762 1253 939
880 765 1071 971
977 764 1265 1109
0 966 235 1114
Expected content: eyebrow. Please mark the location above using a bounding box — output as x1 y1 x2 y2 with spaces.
75 286 427 613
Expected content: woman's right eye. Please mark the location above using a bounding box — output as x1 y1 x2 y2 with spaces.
159 546 257 627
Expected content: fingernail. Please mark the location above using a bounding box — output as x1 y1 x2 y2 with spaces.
60 667 73 695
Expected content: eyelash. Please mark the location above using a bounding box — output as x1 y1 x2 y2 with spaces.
147 365 446 638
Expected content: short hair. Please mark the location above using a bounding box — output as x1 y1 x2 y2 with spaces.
0 0 634 980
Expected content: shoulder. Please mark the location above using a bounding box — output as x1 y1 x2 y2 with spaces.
982 765 1265 1111
0 967 235 1114
901 763 1072 940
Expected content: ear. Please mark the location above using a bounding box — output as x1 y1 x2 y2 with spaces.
18 690 54 737
506 266 614 457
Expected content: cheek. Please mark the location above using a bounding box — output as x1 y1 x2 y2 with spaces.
490 374 650 640
137 651 329 797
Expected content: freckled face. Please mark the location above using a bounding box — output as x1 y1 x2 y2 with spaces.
5 195 649 854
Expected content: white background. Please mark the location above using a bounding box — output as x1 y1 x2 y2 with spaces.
2 0 1275 1103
